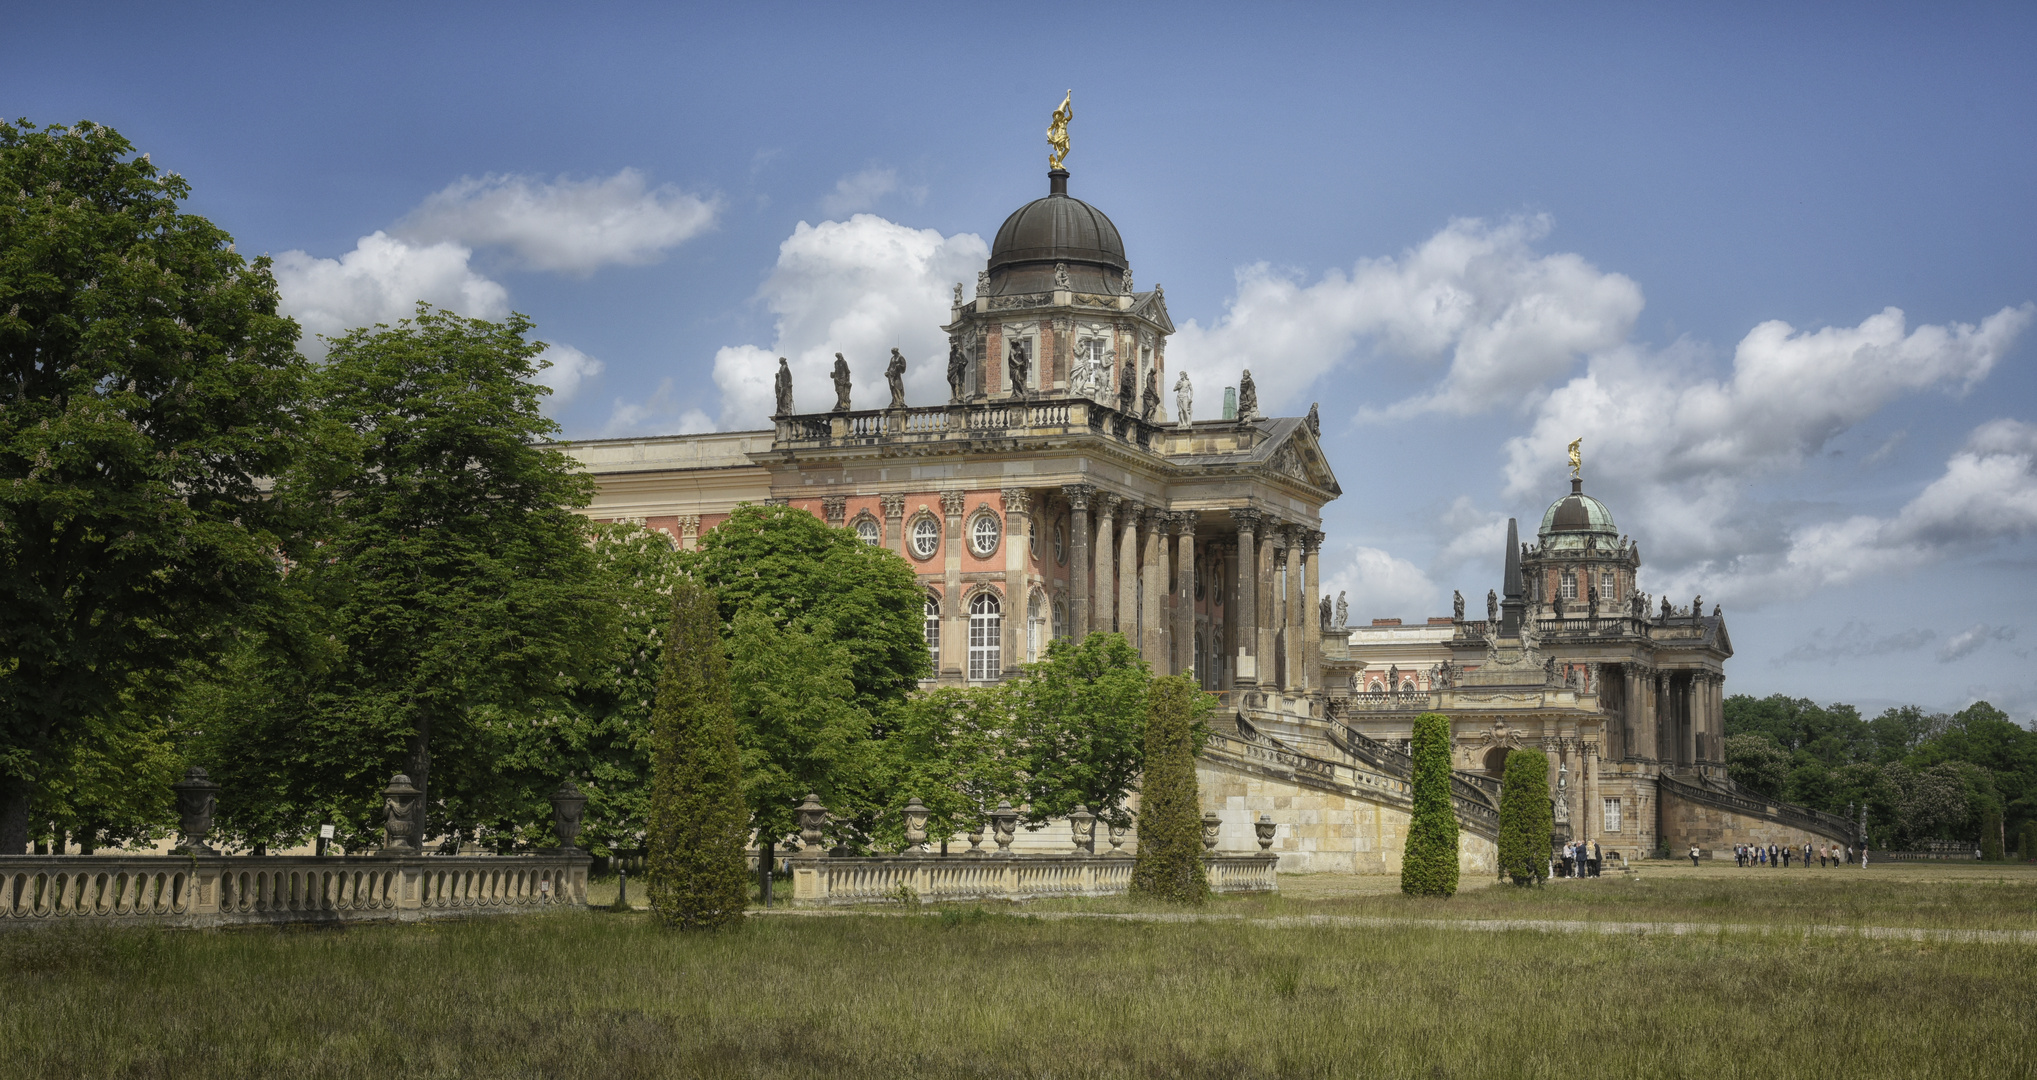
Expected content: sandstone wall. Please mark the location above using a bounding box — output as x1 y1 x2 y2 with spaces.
1198 761 1496 877
1660 786 1850 858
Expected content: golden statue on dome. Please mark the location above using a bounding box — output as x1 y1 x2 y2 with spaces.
1047 91 1072 170
1568 437 1583 480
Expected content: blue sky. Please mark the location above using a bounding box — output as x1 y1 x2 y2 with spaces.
10 3 2036 720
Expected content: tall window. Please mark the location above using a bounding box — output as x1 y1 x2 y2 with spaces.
923 594 942 670
1601 569 1615 596
968 592 1002 682
1559 570 1578 600
1602 797 1622 833
1027 592 1044 663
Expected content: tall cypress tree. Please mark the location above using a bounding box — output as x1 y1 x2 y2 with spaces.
1498 749 1551 886
1130 674 1211 904
646 577 749 929
1400 712 1460 897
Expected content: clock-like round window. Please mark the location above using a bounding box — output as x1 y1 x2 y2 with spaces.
910 516 941 560
854 519 881 545
970 512 1001 558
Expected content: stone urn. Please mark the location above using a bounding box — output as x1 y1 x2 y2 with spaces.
550 779 587 852
1106 820 1131 857
1200 811 1222 853
1254 813 1277 852
991 799 1019 856
903 797 931 855
1069 804 1096 855
795 793 828 858
380 773 423 854
170 766 220 855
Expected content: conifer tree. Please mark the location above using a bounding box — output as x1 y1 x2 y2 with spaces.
1498 749 1552 886
1400 712 1460 897
645 577 749 929
1130 674 1212 903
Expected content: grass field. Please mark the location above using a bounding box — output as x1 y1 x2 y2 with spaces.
5 862 2033 1079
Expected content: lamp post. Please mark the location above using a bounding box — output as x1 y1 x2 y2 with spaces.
170 767 220 856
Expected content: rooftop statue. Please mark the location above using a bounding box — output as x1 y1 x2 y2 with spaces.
1453 589 1464 621
1118 359 1136 413
1568 436 1583 480
773 357 793 416
1237 369 1258 420
1141 370 1160 420
1008 339 1031 398
1335 590 1348 629
1047 90 1072 170
1487 589 1498 624
1174 370 1193 426
946 340 966 404
886 348 907 409
831 353 852 412
1307 402 1321 436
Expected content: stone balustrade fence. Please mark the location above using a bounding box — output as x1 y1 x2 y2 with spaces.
789 852 1277 906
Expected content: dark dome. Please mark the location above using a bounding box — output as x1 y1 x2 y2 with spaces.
1537 479 1618 550
985 171 1127 296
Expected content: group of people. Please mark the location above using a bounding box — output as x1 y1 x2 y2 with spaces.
1727 841 1858 867
1558 839 1603 878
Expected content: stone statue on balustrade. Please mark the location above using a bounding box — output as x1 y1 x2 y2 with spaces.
1237 368 1259 420
1660 594 1673 620
773 357 794 416
1175 370 1193 426
1335 591 1348 629
1118 359 1137 413
831 353 853 412
1306 401 1320 436
1008 339 1031 398
1319 594 1332 631
1487 589 1498 624
1693 594 1703 619
947 340 967 404
886 348 908 409
1386 665 1399 693
1453 589 1465 621
1553 594 1564 618
1141 371 1160 420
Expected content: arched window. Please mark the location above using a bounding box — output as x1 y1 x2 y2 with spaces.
1052 598 1067 639
923 594 942 670
1026 591 1044 663
968 592 1002 682
1559 570 1578 600
854 518 881 545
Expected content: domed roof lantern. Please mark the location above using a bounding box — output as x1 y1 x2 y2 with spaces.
1539 477 1619 539
984 168 1128 297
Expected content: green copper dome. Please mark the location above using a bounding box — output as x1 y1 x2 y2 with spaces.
1538 479 1617 541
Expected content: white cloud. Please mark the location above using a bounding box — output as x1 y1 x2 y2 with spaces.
1322 546 1439 624
1167 216 1642 419
821 167 904 217
397 169 719 275
1938 623 2017 664
534 342 604 405
603 377 715 438
709 214 989 428
1776 620 1936 666
272 231 509 357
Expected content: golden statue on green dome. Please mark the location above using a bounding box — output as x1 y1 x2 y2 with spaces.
1568 437 1583 480
1048 91 1072 170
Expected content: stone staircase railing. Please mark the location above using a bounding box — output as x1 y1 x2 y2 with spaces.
1206 727 1501 842
788 852 1277 906
1656 774 1856 843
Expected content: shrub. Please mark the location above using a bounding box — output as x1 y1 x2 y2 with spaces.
645 577 750 929
2018 821 2037 862
1498 750 1551 886
1400 712 1460 898
1979 809 2003 861
1129 674 1211 904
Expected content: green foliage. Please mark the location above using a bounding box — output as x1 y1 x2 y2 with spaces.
1400 712 1459 898
1979 808 2004 861
727 608 880 849
876 685 1025 852
272 305 610 842
2018 821 2037 862
646 577 749 930
1724 733 1793 799
0 119 308 849
1008 633 1151 828
1130 675 1213 904
1498 749 1551 886
683 504 929 712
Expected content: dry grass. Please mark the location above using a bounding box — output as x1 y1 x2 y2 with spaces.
3 867 2034 1080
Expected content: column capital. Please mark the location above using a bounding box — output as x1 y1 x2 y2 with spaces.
1302 529 1324 554
1061 482 1095 511
1172 511 1198 537
880 494 906 520
1096 492 1123 517
1142 504 1168 529
678 515 701 537
1230 507 1262 534
1001 487 1032 514
821 496 847 524
940 490 967 517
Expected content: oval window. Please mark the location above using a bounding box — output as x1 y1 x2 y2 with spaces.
911 517 941 559
972 513 1001 557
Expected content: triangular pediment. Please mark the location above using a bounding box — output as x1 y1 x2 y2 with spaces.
1129 290 1175 334
1261 421 1342 495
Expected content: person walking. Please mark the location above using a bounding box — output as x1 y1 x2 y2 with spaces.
1591 839 1602 878
1689 844 1701 868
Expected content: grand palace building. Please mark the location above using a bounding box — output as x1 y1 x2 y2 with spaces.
561 154 1854 871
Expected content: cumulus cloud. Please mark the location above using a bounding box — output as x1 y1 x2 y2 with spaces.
272 231 509 357
820 167 919 217
1167 216 1642 419
709 214 989 428
1938 623 2017 664
397 169 719 275
602 377 715 438
534 342 604 405
1322 546 1439 624
1776 620 1937 666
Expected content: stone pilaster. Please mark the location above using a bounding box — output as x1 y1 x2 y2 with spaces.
1141 507 1168 669
1258 523 1280 689
1118 501 1143 642
1174 513 1197 680
1002 488 1032 673
1063 484 1093 639
1302 530 1322 694
1583 743 1600 843
1230 509 1261 687
1281 527 1303 691
940 490 966 681
881 494 906 558
1093 494 1121 635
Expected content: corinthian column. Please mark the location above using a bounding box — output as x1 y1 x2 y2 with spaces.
1118 501 1143 641
1231 509 1261 687
1258 522 1280 688
1302 530 1322 694
1174 513 1198 679
1063 484 1093 639
1093 494 1120 634
1282 528 1303 691
1141 507 1168 668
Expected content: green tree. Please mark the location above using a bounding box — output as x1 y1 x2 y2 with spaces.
728 608 881 850
684 504 928 712
646 577 749 929
1130 674 1212 904
1010 633 1151 830
0 119 307 850
1400 712 1460 897
1724 733 1792 798
877 684 1025 852
275 305 610 841
1497 749 1551 886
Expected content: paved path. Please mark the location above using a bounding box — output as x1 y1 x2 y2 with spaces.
752 907 2037 945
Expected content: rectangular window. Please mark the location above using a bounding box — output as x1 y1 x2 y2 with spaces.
1560 571 1578 600
1601 570 1615 596
1602 797 1622 833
